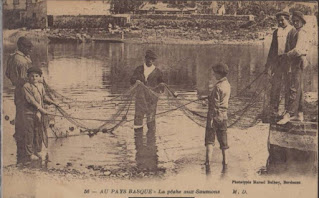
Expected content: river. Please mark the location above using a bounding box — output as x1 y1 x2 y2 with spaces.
2 41 318 179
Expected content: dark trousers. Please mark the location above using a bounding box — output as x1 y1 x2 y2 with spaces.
205 119 229 150
134 102 157 129
15 114 43 163
284 60 304 116
270 66 284 112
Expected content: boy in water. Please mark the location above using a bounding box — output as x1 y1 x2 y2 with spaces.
205 63 231 171
16 67 58 163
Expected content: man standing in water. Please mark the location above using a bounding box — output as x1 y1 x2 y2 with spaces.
278 11 309 124
205 63 231 172
264 11 293 120
130 50 164 131
5 37 33 163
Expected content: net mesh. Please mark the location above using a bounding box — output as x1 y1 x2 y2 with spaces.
43 72 269 138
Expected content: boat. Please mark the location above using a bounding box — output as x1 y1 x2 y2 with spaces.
48 36 83 43
48 36 124 44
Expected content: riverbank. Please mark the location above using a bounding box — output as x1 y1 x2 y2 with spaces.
3 27 272 46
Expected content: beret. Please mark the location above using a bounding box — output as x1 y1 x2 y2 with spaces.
17 37 33 48
27 67 43 75
145 50 157 60
212 63 229 75
275 11 290 18
292 11 306 24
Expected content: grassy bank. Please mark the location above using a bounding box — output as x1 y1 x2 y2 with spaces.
3 26 272 46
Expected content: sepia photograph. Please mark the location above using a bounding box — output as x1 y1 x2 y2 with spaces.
1 0 318 197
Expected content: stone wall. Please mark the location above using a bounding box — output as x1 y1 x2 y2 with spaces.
131 14 254 21
131 15 253 31
267 121 318 174
50 15 128 29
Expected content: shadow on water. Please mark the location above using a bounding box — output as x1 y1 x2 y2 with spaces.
265 145 318 177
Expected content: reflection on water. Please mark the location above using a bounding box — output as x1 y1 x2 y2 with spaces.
3 42 318 96
2 41 318 177
134 128 158 171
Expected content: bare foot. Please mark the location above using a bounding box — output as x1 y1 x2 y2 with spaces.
32 153 42 160
277 113 290 125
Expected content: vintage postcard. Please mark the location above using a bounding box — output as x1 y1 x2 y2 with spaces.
1 1 318 198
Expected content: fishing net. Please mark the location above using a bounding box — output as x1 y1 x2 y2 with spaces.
43 71 269 138
44 81 138 137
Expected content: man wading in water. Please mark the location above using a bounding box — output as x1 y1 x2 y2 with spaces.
130 50 164 131
6 37 33 164
205 63 231 173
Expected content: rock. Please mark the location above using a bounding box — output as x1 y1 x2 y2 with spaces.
92 129 99 134
67 162 72 167
118 172 129 177
103 171 111 176
10 120 15 125
87 165 94 169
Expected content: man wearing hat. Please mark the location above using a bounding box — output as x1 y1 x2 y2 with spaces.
130 50 164 131
264 11 293 121
278 11 309 124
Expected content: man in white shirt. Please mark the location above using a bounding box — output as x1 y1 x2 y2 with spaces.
278 11 309 124
130 50 164 131
264 11 292 120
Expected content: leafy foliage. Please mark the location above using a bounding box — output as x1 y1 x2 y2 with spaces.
110 0 143 14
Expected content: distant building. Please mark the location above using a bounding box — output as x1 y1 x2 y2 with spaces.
217 4 226 15
3 0 27 10
138 2 197 14
46 0 111 16
3 0 47 28
3 0 113 28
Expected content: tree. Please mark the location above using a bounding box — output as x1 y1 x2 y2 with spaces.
110 0 143 14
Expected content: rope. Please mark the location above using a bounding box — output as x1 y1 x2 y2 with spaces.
44 79 138 105
228 84 269 128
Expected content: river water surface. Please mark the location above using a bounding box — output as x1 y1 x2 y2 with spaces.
2 41 318 179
